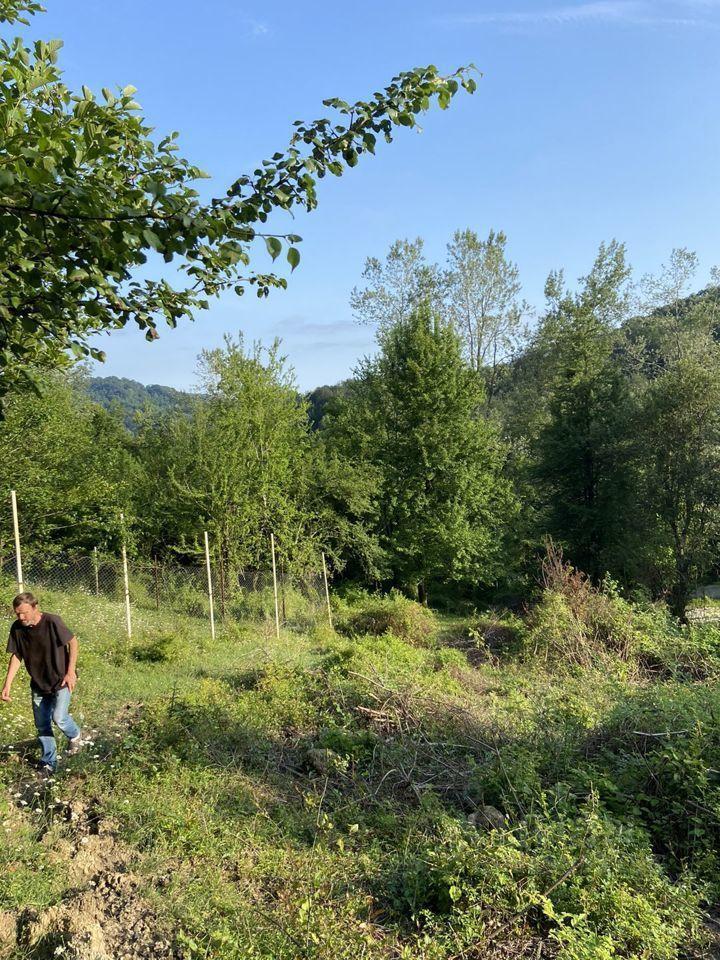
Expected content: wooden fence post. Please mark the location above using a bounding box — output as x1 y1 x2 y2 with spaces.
204 531 216 641
120 513 132 640
270 533 280 640
10 490 23 593
322 552 333 630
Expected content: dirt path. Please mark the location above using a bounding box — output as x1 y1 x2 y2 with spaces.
1 713 180 960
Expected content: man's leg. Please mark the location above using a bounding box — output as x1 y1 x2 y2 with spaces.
31 689 57 770
52 687 81 744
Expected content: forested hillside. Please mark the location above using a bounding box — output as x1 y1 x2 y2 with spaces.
86 377 198 429
87 377 350 432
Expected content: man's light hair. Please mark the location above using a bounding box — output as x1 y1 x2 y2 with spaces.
13 591 38 610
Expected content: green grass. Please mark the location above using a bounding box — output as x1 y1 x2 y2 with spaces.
1 583 718 958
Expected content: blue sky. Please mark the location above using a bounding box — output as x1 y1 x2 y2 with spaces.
23 0 720 390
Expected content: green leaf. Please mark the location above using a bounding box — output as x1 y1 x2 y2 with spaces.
287 246 300 271
265 237 282 261
142 228 162 251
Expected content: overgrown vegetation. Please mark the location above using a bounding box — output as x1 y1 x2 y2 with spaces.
2 576 720 958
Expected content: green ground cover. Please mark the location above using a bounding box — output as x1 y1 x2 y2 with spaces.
1 582 719 959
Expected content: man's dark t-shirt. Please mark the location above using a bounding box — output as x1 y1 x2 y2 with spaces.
6 613 74 694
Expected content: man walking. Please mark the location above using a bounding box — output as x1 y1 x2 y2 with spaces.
1 592 82 773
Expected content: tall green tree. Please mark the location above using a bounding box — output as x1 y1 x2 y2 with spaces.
330 305 516 602
629 253 720 617
530 242 633 579
307 441 386 581
350 238 444 331
445 228 526 401
0 0 476 403
137 337 319 572
636 351 720 618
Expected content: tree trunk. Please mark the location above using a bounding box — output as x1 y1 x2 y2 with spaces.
669 563 691 623
417 580 427 606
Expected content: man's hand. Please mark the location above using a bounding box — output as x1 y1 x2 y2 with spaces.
1 685 11 702
62 671 77 693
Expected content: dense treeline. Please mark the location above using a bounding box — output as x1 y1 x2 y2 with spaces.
2 234 719 617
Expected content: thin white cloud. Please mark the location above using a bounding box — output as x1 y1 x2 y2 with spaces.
272 316 363 339
443 0 719 28
459 1 642 24
234 17 270 38
269 316 373 353
248 20 269 37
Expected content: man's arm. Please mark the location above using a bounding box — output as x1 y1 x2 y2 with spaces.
1 654 22 702
62 636 78 692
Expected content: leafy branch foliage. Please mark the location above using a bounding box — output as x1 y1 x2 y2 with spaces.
0 0 476 399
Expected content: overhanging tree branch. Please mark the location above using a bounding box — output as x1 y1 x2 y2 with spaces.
0 0 479 407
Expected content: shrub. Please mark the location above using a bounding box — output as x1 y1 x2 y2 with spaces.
635 614 720 679
524 545 638 667
343 590 436 644
131 628 185 664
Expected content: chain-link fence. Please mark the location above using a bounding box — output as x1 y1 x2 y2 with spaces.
0 547 330 635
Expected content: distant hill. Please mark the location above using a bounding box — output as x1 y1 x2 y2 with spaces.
89 375 355 431
87 376 198 428
88 375 358 432
621 285 720 373
306 381 353 429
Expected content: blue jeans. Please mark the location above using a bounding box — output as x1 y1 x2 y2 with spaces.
31 686 80 770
